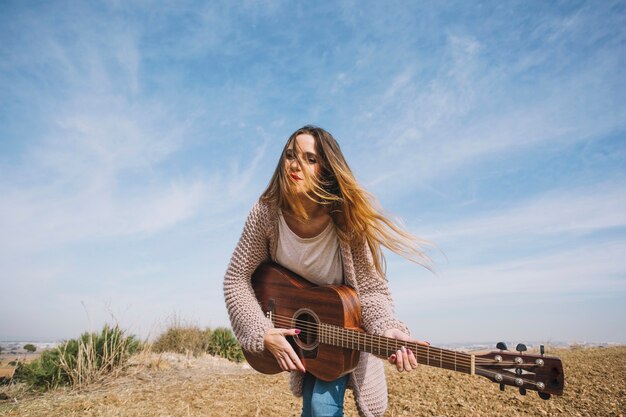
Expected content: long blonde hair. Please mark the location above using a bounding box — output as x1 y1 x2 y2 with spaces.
261 125 432 276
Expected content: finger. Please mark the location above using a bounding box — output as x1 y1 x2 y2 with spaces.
407 349 418 369
281 352 300 372
388 353 397 364
277 356 289 372
281 328 302 337
285 346 306 373
395 349 404 372
401 346 411 372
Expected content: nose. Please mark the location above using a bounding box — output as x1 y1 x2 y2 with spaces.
290 157 301 171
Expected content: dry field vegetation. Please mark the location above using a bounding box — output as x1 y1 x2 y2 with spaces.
1 345 624 417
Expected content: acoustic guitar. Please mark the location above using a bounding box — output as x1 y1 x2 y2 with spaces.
243 262 564 399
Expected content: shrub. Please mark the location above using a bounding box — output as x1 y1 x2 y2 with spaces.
208 327 244 362
152 323 244 363
14 349 68 390
152 326 212 356
15 324 140 390
24 344 37 353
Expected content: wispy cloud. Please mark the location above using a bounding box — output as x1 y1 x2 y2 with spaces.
396 239 626 307
427 183 626 244
350 6 626 195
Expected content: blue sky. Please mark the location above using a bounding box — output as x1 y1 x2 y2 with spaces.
1 1 625 345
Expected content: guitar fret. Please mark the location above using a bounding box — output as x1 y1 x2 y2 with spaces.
326 326 333 345
326 324 330 346
348 326 354 349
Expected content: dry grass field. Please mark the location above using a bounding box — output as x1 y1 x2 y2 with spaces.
0 346 624 416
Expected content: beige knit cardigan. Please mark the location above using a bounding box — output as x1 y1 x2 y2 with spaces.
223 200 410 417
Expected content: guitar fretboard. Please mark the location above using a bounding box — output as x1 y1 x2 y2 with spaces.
317 323 475 375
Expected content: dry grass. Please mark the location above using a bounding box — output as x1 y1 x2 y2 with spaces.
58 327 139 389
1 346 624 416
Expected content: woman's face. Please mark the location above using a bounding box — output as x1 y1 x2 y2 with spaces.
284 133 320 193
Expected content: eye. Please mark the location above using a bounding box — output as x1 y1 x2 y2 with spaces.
285 149 295 160
305 153 317 164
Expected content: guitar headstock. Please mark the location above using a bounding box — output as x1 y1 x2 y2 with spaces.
473 343 564 400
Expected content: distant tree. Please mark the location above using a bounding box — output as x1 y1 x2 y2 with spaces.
24 344 37 353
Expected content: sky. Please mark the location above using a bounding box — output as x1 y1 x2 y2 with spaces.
1 0 625 346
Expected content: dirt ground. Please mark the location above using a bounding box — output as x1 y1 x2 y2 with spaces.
0 346 624 416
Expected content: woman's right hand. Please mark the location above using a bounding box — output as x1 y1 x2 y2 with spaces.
263 328 306 373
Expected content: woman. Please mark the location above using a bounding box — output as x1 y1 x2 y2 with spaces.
224 126 431 417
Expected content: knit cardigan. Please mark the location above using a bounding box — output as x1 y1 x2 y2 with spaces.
223 200 410 417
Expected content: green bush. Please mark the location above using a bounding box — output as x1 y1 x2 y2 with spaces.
152 325 244 363
208 327 244 362
24 344 37 353
14 324 140 391
14 349 68 390
152 326 212 356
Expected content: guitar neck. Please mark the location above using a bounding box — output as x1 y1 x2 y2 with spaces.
318 323 475 375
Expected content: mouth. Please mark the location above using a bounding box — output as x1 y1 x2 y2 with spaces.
290 173 302 181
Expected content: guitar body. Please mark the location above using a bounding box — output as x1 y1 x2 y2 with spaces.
244 262 363 381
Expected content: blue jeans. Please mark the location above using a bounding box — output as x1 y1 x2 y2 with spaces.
301 372 349 417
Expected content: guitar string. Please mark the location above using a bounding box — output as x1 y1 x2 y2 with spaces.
270 314 485 368
270 315 542 369
270 314 540 368
269 315 547 389
272 321 536 370
470 367 548 391
270 315 479 367
271 316 548 389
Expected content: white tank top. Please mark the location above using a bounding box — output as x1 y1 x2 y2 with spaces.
275 211 343 285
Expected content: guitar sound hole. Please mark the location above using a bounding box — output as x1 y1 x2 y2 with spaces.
294 311 318 349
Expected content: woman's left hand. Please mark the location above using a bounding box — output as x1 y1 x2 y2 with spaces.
383 328 429 372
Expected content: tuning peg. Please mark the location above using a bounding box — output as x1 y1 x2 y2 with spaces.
538 392 551 400
499 383 505 391
516 343 527 353
496 342 508 351
540 345 545 356
519 387 527 396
